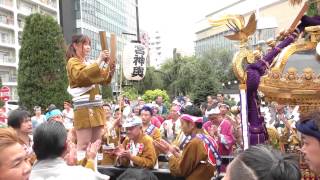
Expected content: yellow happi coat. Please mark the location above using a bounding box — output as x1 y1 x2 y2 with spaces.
169 130 215 180
66 57 113 129
143 124 161 142
119 133 157 169
101 126 121 165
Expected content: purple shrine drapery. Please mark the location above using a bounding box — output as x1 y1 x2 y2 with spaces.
245 15 320 145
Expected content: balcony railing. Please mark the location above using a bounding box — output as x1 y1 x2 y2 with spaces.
10 75 17 82
0 74 17 83
0 0 13 7
17 3 37 15
0 15 14 26
0 57 15 64
39 0 56 9
0 37 14 44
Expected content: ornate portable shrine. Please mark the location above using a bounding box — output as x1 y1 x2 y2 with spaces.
210 1 320 179
259 25 320 114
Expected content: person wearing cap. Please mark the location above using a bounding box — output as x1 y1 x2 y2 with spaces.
296 112 320 175
160 105 181 143
140 106 161 141
116 116 157 169
204 107 235 156
154 114 217 180
45 108 64 124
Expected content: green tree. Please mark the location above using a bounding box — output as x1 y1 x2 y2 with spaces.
190 49 235 104
101 85 113 101
201 48 235 82
142 89 170 104
158 48 234 104
122 87 139 100
132 67 164 94
0 78 4 107
160 55 194 97
18 13 69 110
190 58 222 105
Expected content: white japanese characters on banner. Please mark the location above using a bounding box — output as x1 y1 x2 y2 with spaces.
123 43 147 81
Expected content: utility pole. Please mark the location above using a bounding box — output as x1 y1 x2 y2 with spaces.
135 0 140 43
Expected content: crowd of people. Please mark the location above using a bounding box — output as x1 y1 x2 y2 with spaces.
1 33 320 180
0 93 319 180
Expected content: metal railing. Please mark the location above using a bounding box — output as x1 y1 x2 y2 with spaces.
0 74 17 83
0 0 13 7
0 15 14 26
0 57 15 64
39 0 56 8
0 37 14 44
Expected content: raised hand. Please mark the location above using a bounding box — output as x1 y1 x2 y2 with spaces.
64 140 77 165
153 139 170 154
97 50 110 65
86 139 102 160
119 150 131 159
114 145 125 156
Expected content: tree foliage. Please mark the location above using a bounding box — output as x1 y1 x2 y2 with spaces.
118 48 235 104
18 14 69 110
122 87 139 101
142 89 170 104
157 48 235 104
0 78 4 107
101 85 113 101
132 66 164 94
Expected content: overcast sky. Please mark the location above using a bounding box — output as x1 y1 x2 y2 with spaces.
139 0 237 59
139 0 285 60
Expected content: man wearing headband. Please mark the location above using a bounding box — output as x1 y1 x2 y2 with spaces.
155 114 218 180
116 116 157 169
204 107 235 156
296 112 320 175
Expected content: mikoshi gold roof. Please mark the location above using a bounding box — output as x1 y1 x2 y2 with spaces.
259 26 320 114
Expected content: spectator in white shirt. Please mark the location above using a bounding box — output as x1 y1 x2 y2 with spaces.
31 106 46 129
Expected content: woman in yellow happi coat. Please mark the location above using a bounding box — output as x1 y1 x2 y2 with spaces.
66 34 115 151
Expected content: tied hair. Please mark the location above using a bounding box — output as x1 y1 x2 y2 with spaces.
66 34 91 61
269 153 300 180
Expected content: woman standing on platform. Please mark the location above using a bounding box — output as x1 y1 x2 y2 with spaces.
66 34 115 151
